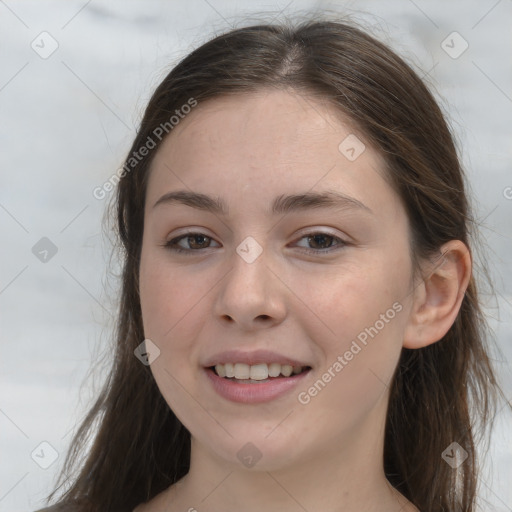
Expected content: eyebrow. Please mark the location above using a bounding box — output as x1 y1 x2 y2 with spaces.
152 189 373 216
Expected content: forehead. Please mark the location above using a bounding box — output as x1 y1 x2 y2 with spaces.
145 89 400 219
153 90 362 168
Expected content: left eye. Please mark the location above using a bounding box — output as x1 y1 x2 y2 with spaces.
294 233 345 253
164 232 346 254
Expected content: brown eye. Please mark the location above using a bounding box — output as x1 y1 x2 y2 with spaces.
185 234 211 249
294 232 346 254
164 232 220 253
307 234 336 250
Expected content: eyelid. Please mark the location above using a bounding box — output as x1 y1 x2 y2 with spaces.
293 225 347 240
165 225 348 241
163 228 349 255
164 227 216 245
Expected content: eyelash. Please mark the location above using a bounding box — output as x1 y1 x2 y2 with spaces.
163 231 347 255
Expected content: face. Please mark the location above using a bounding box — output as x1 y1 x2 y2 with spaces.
139 89 415 472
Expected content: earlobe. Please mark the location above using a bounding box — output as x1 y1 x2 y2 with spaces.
403 240 471 349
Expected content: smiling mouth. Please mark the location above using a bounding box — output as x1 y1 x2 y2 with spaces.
210 362 312 383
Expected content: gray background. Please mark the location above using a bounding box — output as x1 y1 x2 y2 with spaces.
1 1 511 511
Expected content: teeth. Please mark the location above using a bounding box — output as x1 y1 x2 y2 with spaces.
281 364 293 377
215 364 226 377
225 363 235 378
234 363 250 379
250 363 268 380
268 362 281 377
213 362 306 380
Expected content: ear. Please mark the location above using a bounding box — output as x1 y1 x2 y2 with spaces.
403 240 471 349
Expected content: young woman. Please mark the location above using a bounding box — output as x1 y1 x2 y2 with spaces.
37 17 504 512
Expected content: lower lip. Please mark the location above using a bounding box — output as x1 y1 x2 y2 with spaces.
204 367 311 404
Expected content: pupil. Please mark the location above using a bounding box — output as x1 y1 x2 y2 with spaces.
190 235 208 249
309 234 332 249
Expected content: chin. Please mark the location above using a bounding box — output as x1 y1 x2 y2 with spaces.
193 423 307 472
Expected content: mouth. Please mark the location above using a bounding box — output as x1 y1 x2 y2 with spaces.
210 362 311 383
204 363 312 403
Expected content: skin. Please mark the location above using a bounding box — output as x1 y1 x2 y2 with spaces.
135 89 471 512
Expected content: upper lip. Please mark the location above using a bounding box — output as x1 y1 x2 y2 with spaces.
203 349 312 368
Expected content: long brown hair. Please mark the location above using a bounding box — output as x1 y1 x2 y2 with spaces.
44 17 504 512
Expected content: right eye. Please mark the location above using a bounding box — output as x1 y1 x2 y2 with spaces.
163 232 221 254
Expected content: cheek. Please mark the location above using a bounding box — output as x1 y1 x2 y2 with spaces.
292 251 410 347
291 254 410 414
139 248 205 341
139 246 224 392
139 250 210 425
139 255 191 392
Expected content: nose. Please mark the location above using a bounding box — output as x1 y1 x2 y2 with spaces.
213 246 287 331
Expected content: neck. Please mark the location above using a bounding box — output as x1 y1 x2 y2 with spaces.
158 402 417 512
